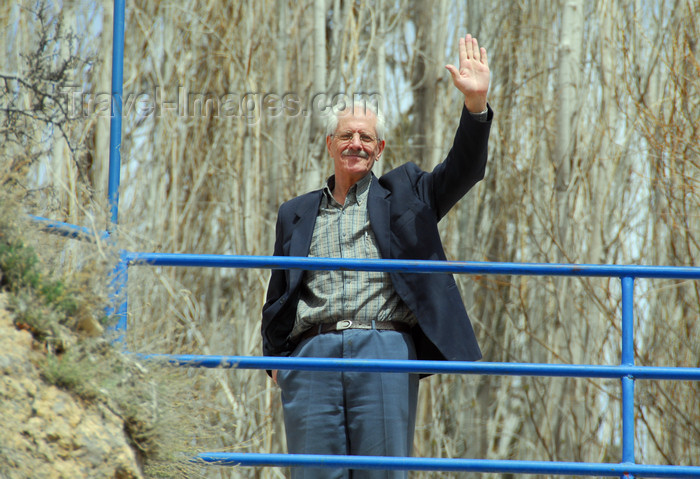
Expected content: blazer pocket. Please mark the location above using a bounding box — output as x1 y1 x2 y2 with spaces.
394 205 435 237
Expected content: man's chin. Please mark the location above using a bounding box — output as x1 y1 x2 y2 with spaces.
344 156 368 163
346 164 372 175
335 158 375 179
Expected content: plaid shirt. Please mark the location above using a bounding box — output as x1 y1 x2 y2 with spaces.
291 173 417 339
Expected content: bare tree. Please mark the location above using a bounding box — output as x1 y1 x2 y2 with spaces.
11 1 698 477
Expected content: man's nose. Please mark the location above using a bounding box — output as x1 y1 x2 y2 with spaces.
349 133 363 148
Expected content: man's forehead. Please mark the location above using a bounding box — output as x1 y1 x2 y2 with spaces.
336 108 377 130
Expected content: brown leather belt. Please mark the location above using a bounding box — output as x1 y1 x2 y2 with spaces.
298 320 412 343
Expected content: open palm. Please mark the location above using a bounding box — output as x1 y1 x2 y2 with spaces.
446 34 490 112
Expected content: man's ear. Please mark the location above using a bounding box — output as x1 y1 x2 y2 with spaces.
326 135 333 155
377 139 386 158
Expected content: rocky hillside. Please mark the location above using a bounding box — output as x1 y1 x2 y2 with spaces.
0 293 143 478
0 195 211 478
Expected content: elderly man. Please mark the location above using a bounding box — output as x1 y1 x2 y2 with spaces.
262 34 492 479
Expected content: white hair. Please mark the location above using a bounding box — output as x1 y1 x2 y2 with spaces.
325 103 386 141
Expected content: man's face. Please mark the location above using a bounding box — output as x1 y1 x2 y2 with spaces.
326 108 385 185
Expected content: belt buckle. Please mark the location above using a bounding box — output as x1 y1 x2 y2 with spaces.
335 319 353 331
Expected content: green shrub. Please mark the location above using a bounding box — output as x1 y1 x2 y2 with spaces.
0 239 41 291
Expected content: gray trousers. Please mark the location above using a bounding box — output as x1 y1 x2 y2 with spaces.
277 328 419 479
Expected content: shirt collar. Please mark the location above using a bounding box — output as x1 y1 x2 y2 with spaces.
323 173 372 206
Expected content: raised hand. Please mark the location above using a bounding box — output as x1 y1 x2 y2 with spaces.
445 34 490 113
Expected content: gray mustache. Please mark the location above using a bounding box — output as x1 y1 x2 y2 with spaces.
342 149 369 159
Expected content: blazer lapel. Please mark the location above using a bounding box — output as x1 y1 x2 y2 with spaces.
288 191 322 287
368 174 391 258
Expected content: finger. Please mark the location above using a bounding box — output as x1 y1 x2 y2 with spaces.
472 36 481 62
445 64 460 81
458 37 467 69
481 47 488 67
465 33 473 60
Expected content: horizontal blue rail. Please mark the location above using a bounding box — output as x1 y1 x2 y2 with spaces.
27 223 700 281
144 354 700 381
124 252 700 279
30 215 109 242
195 453 700 478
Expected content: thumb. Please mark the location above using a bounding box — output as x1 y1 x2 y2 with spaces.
445 64 459 81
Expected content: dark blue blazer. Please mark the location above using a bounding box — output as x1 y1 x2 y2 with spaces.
262 106 492 363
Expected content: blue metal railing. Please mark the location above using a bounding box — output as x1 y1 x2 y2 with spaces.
30 215 110 242
123 251 700 279
28 224 700 477
141 353 700 381
122 253 698 477
194 453 700 478
25 0 700 476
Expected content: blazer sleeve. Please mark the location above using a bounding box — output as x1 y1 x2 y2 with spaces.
415 104 493 221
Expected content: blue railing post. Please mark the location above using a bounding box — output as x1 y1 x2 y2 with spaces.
108 0 125 228
106 0 127 342
621 276 635 477
105 251 129 344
